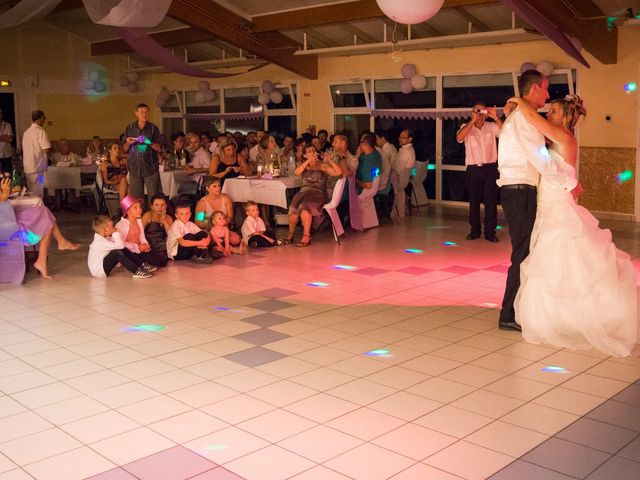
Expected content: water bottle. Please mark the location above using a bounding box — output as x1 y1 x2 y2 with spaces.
256 152 264 178
287 152 296 177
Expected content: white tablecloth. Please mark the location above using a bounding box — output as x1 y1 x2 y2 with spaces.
160 170 193 198
44 166 97 190
9 196 43 209
222 177 303 208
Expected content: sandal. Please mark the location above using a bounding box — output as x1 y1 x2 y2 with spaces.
282 234 294 245
296 235 311 247
274 239 283 246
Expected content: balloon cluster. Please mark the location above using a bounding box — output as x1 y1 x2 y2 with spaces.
399 64 427 94
194 80 217 104
520 60 554 76
258 80 283 105
82 70 107 93
153 86 171 108
118 72 140 93
376 0 445 25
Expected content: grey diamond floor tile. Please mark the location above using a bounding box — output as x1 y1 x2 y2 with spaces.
587 400 640 432
233 328 289 345
254 287 298 298
122 445 216 480
619 436 640 462
585 456 640 480
397 266 432 275
489 460 576 480
523 438 611 478
243 313 292 328
354 267 390 276
613 384 640 407
556 418 638 454
248 299 295 312
223 346 287 367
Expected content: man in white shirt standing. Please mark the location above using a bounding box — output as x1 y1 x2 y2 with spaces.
375 129 397 193
497 70 551 331
391 129 416 218
22 110 51 198
457 103 503 242
0 108 15 174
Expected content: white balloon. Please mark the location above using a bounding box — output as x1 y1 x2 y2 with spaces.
195 91 206 104
125 72 139 83
258 92 271 104
88 70 100 82
204 89 217 102
270 91 283 104
536 60 554 76
376 0 445 25
127 82 139 93
410 74 427 90
520 62 537 74
400 78 413 94
198 80 210 92
82 79 95 91
401 63 417 79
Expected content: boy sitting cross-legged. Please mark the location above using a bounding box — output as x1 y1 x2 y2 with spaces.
88 215 153 279
167 201 219 263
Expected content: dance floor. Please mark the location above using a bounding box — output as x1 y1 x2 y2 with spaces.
1 206 639 480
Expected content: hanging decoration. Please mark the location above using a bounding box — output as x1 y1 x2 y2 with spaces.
376 0 445 25
519 61 537 73
258 80 283 105
155 85 171 108
536 60 555 76
82 0 171 28
194 81 217 104
399 64 427 95
82 69 107 94
117 72 140 93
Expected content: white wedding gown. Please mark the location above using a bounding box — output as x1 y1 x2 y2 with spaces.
515 150 639 357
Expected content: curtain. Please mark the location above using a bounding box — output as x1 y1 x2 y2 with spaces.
82 0 171 28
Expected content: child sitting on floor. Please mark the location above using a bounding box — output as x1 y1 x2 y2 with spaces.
210 210 245 256
241 200 282 249
167 201 217 263
115 195 162 268
88 215 153 279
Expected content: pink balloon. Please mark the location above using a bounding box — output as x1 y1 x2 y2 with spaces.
400 78 413 94
261 80 274 94
520 62 536 73
376 0 445 25
401 63 417 79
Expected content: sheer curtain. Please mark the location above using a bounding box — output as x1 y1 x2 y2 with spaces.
82 0 171 28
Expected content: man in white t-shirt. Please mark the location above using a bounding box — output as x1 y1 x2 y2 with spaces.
457 103 502 242
375 130 397 192
0 108 15 174
22 110 51 198
391 129 416 218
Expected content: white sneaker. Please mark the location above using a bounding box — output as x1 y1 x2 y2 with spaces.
132 269 152 279
141 262 158 272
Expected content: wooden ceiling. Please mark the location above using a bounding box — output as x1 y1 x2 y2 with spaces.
40 0 623 79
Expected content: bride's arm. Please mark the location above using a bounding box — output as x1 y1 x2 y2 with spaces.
507 97 574 150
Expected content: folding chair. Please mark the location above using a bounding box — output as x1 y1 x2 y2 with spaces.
321 177 347 244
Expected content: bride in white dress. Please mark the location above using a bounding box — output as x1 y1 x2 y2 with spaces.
507 95 638 357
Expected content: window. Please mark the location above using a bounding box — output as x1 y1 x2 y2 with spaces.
441 170 468 202
224 117 264 136
268 115 296 138
442 118 468 166
331 83 369 108
334 114 370 150
443 73 515 108
186 118 222 136
547 70 576 100
225 87 261 112
266 85 296 110
373 78 436 109
374 117 436 164
162 118 185 138
159 93 181 113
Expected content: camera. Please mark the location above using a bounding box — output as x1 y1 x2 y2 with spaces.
474 109 488 115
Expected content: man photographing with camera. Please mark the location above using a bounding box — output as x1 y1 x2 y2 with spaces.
456 102 503 242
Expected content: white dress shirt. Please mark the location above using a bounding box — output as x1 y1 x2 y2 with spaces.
0 121 14 158
394 143 416 172
249 144 259 162
190 147 211 169
22 123 51 174
458 122 500 165
167 219 202 259
115 217 148 254
380 142 397 191
241 215 266 243
87 232 125 278
51 151 81 166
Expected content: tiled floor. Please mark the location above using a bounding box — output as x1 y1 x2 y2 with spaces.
1 206 640 480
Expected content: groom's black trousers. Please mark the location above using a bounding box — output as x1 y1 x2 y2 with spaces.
499 185 537 324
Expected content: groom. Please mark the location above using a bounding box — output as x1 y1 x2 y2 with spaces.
496 70 551 331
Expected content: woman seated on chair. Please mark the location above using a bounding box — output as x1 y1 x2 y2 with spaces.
194 176 241 244
0 177 79 279
100 142 128 200
285 145 342 247
208 139 251 186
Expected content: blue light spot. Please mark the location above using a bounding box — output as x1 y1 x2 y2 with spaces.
213 306 231 310
38 173 44 186
307 281 329 287
624 82 637 93
365 349 393 357
371 167 380 178
333 265 357 270
615 170 633 184
442 241 457 247
405 248 423 254
542 366 568 373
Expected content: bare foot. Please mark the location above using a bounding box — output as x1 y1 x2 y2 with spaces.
58 241 80 251
33 262 52 279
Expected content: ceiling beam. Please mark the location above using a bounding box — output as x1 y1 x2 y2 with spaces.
251 0 499 33
91 28 214 56
524 0 617 64
454 7 491 31
168 0 318 79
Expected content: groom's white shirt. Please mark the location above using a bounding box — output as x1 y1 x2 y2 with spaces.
497 107 577 191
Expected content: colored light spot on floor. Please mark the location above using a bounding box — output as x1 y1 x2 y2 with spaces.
542 366 568 373
333 265 357 270
124 324 166 332
307 282 329 287
442 241 457 246
405 248 423 254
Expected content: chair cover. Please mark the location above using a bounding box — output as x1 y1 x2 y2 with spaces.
0 202 26 285
322 177 347 243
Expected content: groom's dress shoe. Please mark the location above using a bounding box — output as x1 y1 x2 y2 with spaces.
499 321 522 332
466 233 481 240
485 235 499 242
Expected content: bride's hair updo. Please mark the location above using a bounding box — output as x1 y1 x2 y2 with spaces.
550 95 587 135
